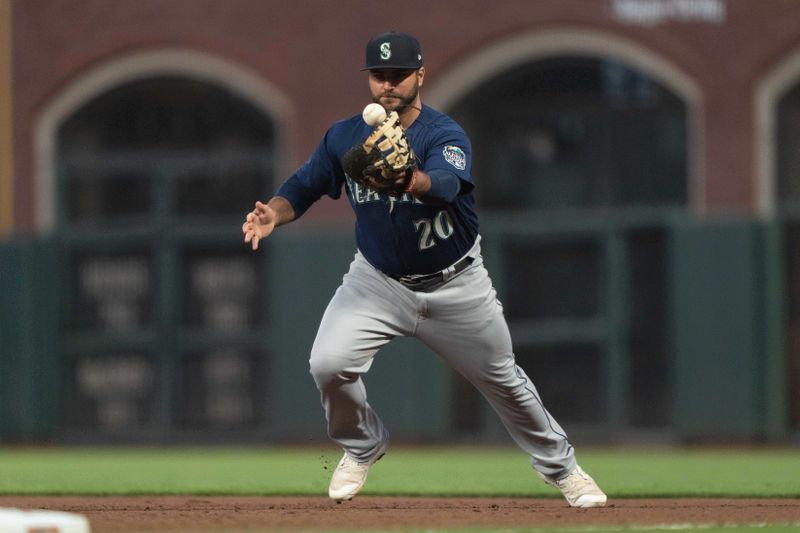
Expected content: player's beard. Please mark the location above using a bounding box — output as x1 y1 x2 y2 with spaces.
375 81 419 114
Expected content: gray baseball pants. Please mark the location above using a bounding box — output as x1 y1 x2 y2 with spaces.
308 240 577 478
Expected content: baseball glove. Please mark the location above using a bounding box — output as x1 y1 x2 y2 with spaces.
342 111 416 196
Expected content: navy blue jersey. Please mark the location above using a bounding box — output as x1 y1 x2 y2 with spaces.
276 104 479 277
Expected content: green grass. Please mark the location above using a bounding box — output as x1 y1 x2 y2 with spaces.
0 446 798 497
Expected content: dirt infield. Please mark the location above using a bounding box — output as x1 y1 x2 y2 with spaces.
1 496 798 531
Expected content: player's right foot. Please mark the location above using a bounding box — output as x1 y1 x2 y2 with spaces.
328 444 387 502
539 465 607 508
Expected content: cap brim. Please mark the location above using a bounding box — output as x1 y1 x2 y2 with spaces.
362 65 421 71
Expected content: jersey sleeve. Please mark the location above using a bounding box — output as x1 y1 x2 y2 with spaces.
420 125 474 203
275 129 344 219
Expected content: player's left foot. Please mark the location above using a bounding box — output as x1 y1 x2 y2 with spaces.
539 465 607 508
328 445 387 502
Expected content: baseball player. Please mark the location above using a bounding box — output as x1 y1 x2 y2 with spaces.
242 31 607 508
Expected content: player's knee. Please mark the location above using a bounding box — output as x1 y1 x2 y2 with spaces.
308 354 350 389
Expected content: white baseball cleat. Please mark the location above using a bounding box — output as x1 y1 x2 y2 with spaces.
539 465 607 508
328 444 387 502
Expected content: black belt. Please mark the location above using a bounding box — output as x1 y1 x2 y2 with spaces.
392 255 474 292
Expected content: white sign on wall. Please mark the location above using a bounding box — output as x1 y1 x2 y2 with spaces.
611 0 726 26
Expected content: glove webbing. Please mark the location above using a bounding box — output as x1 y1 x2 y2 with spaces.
362 111 414 174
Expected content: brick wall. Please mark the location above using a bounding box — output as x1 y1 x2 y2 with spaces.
11 0 800 229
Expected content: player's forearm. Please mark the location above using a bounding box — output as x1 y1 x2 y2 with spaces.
266 196 296 227
405 168 431 197
408 168 460 203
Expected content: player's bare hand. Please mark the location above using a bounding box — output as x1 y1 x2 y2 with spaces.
242 201 276 250
252 201 274 225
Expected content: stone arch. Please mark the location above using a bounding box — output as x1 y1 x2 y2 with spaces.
755 48 800 215
33 48 293 232
425 28 704 211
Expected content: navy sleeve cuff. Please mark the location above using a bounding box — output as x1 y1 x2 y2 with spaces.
425 169 463 203
276 179 314 219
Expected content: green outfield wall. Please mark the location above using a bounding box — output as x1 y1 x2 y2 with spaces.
0 215 790 443
0 239 60 437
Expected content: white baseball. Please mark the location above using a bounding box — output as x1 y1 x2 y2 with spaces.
362 103 387 126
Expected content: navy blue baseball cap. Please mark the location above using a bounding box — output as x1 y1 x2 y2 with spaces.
362 31 423 71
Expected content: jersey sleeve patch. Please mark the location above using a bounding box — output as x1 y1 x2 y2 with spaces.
442 145 467 171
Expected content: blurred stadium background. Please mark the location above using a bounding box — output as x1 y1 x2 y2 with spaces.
0 0 799 447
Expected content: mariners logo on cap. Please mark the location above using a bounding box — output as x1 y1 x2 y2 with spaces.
380 42 391 60
443 146 466 170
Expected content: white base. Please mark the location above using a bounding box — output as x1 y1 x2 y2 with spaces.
0 508 90 532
